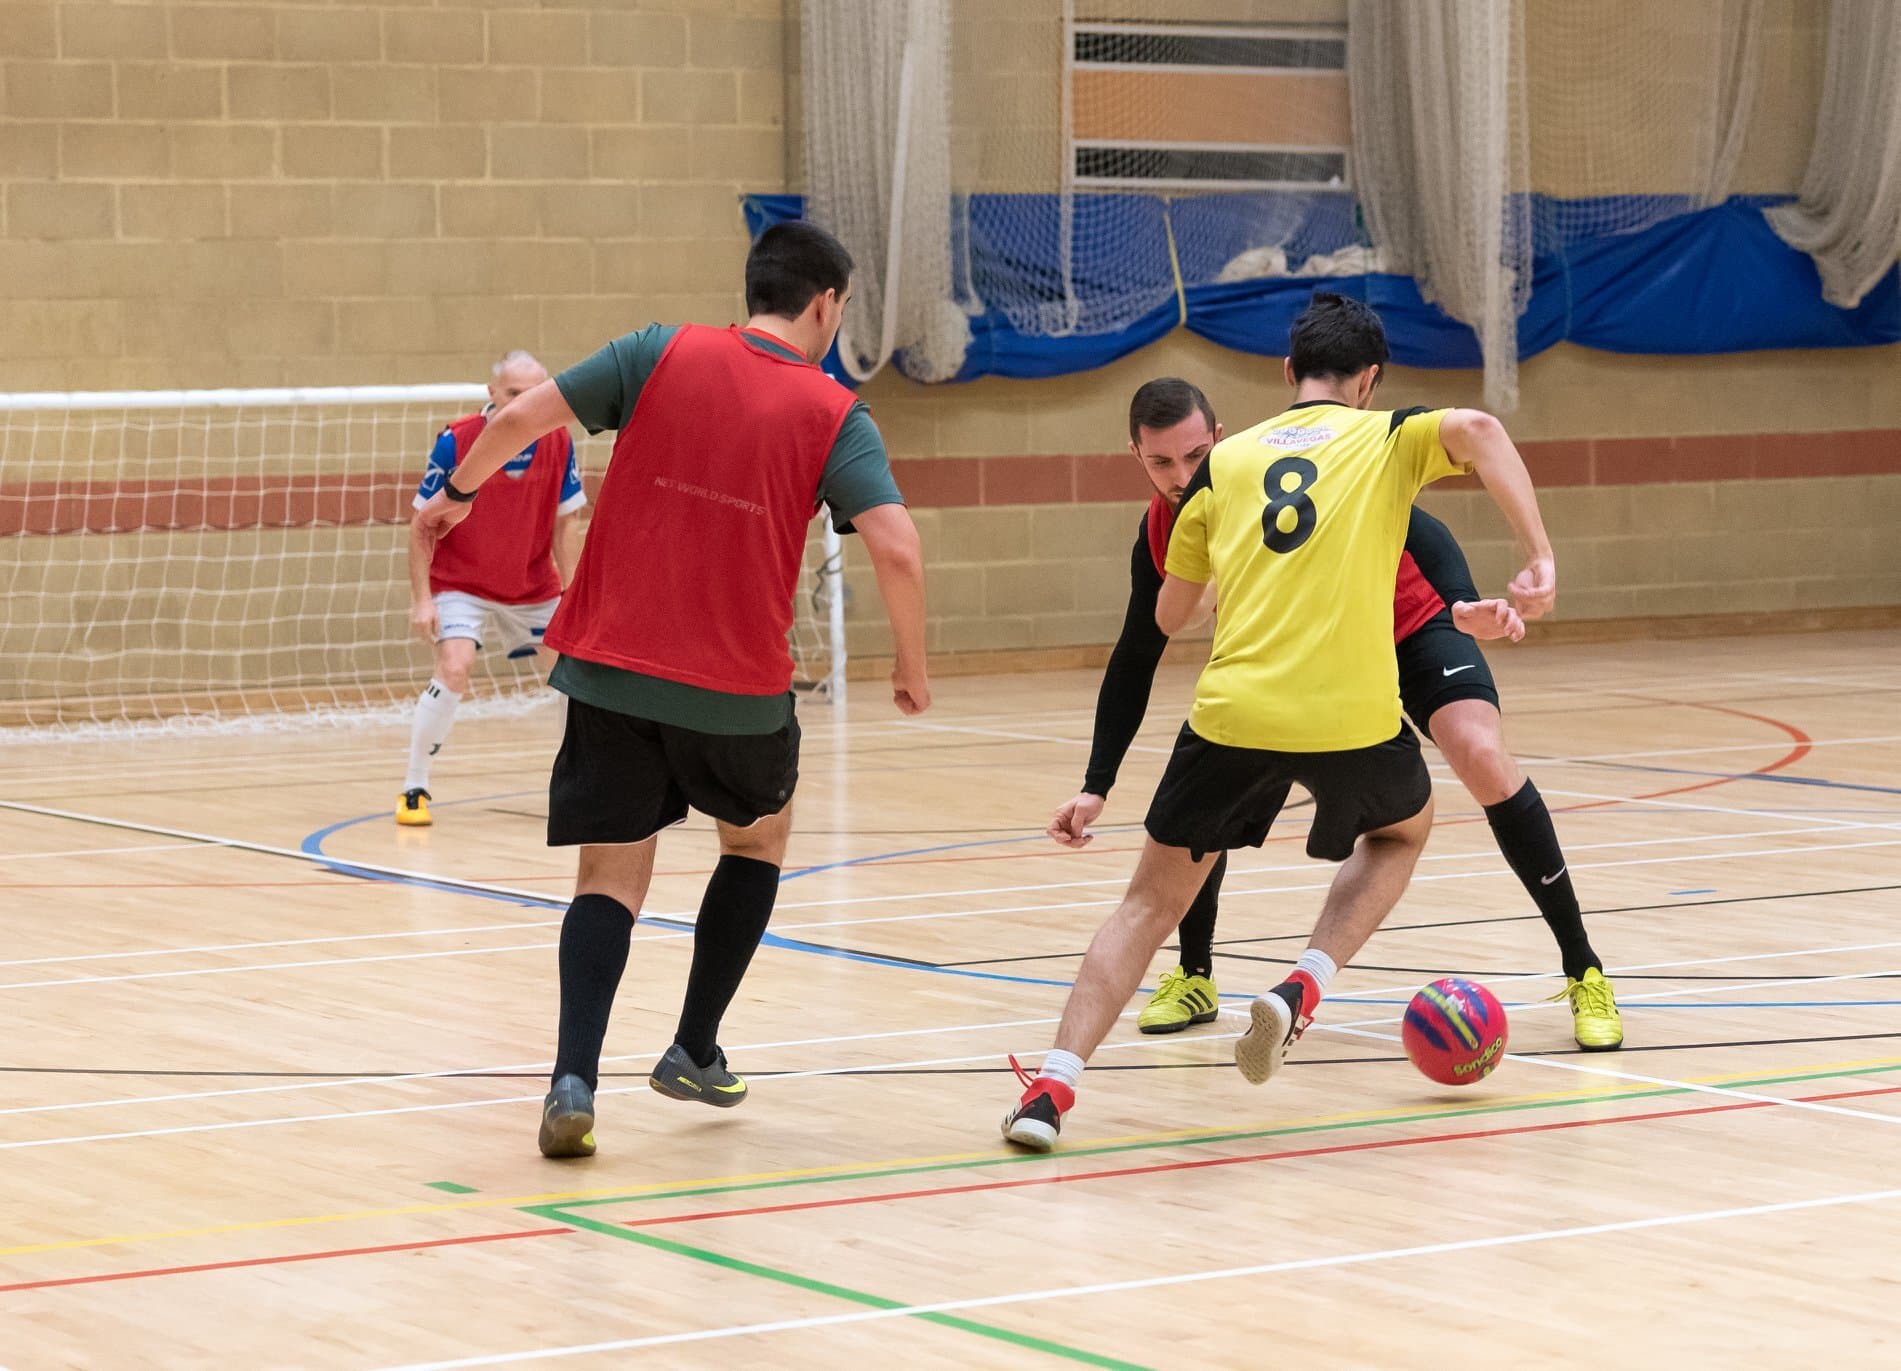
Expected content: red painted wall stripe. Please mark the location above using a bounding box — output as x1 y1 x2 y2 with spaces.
2 430 1896 534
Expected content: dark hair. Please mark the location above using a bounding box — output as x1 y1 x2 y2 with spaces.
745 220 854 319
1128 377 1217 444
1288 290 1390 381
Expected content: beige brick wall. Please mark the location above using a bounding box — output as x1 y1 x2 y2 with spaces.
2 0 1894 709
2 0 785 391
858 332 1901 648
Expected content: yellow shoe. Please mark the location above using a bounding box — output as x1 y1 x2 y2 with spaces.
1137 966 1220 1035
1564 966 1623 1051
395 788 433 826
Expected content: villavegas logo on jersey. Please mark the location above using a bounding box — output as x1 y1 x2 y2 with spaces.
1260 425 1335 450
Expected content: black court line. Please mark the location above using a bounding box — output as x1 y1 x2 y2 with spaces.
929 882 1901 969
9 1029 1901 1079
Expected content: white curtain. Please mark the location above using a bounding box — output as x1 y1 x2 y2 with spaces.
802 0 969 382
1766 0 1901 308
1348 0 1530 410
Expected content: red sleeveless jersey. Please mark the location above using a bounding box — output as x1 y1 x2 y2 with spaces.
430 413 570 605
1392 552 1446 642
1148 492 1446 643
543 325 857 696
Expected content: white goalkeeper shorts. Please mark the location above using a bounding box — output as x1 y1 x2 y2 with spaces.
434 590 559 660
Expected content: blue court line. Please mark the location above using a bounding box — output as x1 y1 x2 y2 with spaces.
1556 758 1901 797
298 761 1901 1000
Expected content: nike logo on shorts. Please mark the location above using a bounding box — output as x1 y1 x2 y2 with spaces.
1442 664 1476 677
1540 867 1567 885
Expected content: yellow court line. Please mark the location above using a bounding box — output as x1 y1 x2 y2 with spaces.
6 1052 1897 1262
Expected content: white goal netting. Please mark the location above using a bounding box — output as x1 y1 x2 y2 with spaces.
0 387 846 736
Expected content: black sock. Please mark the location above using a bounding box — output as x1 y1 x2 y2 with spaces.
1174 852 1226 979
674 855 781 1068
1484 779 1600 981
552 893 635 1092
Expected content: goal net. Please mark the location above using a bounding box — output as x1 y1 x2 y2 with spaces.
0 386 846 735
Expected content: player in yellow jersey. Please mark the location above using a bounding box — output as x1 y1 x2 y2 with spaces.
1003 292 1557 1151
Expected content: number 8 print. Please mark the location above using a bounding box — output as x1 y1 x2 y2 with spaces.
1261 456 1319 553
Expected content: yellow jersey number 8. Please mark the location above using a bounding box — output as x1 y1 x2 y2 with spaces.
1262 456 1319 553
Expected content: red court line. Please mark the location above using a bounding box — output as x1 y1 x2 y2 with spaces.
1551 701 1812 815
615 1081 1901 1231
0 1225 568 1295
6 1079 1893 1297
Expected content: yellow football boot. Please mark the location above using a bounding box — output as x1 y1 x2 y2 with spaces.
1137 966 1220 1034
1564 966 1624 1051
395 788 433 826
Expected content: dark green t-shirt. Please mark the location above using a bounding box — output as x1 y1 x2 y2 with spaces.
550 324 904 735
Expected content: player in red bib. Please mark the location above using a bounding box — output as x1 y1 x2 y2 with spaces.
1046 378 1622 1052
415 222 931 1159
399 350 584 826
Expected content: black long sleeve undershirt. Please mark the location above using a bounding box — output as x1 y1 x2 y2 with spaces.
1081 519 1168 797
1405 505 1480 609
1079 506 1484 796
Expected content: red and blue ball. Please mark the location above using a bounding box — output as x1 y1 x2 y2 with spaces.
1402 977 1508 1085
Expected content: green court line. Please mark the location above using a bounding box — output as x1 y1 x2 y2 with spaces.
554 1058 1901 1215
488 1058 1899 1370
525 1205 1155 1371
425 1181 479 1194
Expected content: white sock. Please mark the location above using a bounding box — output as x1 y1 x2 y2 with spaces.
1040 1048 1085 1088
1294 947 1339 997
404 679 461 791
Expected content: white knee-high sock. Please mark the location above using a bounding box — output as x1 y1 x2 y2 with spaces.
404 679 461 791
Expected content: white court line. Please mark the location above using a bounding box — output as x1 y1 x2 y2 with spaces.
0 842 205 864
6 835 1899 993
0 811 1884 974
771 836 1901 941
9 957 1900 1147
1321 993 1901 1131
0 1014 1074 1123
0 799 562 903
371 1185 1901 1370
0 927 1862 1123
0 919 565 971
1549 732 1901 765
891 719 1892 832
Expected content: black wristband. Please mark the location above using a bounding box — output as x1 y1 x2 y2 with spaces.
443 478 478 503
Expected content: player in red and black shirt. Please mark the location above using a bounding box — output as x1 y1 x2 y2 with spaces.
1047 378 1622 1051
398 350 585 827
416 222 932 1158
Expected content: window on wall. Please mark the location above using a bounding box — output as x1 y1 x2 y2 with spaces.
1068 20 1351 191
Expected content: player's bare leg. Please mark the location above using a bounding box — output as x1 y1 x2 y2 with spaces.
650 806 795 1110
1003 840 1215 1150
1430 697 1621 1048
1237 796 1435 1084
1054 839 1217 1058
398 635 477 825
539 837 657 1159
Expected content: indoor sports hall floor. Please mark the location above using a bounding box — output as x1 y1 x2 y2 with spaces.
1 629 1898 1368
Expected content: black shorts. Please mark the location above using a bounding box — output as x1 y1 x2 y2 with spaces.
1398 609 1499 741
547 697 800 847
1144 723 1432 862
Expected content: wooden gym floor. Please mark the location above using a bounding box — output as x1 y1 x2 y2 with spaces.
1 629 1897 1368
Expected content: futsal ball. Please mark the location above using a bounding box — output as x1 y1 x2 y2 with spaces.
1402 977 1508 1085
